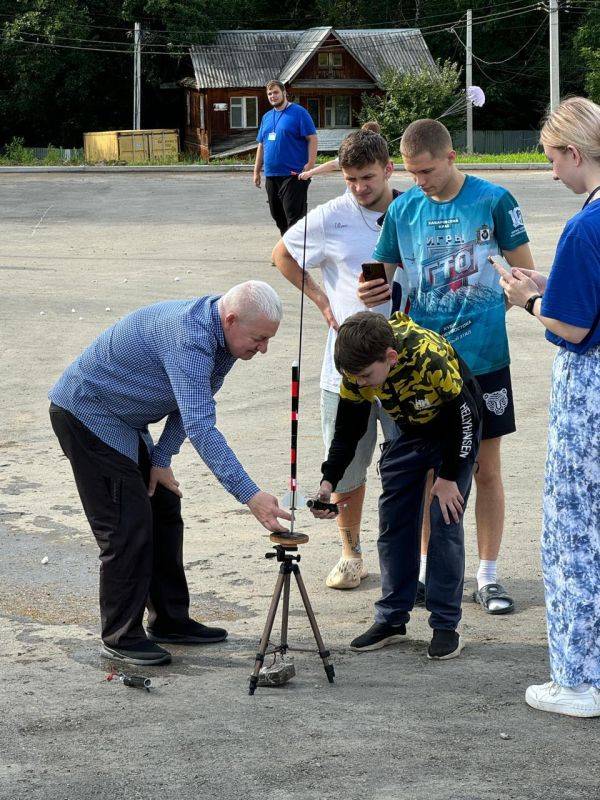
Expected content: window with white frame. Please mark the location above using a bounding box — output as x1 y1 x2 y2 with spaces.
230 96 259 129
324 95 350 127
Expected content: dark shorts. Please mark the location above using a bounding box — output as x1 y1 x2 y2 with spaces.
474 365 516 440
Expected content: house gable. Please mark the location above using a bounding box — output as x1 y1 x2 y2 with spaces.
293 33 378 85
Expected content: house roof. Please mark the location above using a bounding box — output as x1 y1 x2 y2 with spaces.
188 28 435 90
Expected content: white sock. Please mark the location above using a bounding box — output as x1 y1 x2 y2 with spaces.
477 560 512 612
477 559 497 590
571 683 592 694
418 554 427 585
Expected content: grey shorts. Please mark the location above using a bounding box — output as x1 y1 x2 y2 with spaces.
321 389 397 493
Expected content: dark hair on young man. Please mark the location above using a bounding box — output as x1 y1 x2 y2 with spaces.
338 129 390 169
400 119 453 159
334 312 396 374
266 79 286 92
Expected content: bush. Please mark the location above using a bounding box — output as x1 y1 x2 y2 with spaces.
359 61 463 148
3 136 36 164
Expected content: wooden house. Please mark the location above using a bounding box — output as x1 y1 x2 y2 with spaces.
181 27 436 159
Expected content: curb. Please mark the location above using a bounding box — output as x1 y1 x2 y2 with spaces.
0 163 551 174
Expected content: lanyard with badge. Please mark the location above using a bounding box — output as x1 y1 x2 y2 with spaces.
268 103 289 141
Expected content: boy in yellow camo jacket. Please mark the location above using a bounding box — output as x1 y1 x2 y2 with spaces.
311 311 483 660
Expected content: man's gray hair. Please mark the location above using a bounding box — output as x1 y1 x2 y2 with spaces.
221 280 283 323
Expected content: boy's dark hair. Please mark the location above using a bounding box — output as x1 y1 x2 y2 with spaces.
338 130 390 170
400 119 453 158
266 79 285 92
334 312 395 374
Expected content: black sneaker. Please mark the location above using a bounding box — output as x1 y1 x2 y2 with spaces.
415 581 426 607
101 639 172 666
147 619 228 645
350 622 406 652
427 629 463 660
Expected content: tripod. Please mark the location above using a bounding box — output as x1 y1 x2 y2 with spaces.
248 537 335 695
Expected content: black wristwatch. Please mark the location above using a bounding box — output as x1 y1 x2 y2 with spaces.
525 294 542 315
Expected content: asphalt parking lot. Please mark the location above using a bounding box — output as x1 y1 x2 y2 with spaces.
0 170 597 800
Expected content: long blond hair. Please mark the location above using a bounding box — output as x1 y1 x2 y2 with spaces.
540 97 600 162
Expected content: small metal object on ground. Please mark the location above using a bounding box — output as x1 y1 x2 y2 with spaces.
106 667 152 691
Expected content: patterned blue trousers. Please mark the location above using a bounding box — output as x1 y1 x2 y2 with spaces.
542 345 600 688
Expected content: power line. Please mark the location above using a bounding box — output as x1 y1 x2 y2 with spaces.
450 16 548 66
0 2 579 58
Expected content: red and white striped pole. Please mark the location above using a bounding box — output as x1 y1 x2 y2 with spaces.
289 361 300 532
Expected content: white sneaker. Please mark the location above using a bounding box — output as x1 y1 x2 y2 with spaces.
325 557 368 590
525 680 600 718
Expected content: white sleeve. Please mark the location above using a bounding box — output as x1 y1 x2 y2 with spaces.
282 206 326 270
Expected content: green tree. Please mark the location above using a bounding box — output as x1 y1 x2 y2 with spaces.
574 6 600 104
358 61 462 147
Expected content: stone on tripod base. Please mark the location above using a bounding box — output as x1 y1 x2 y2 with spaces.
257 656 295 687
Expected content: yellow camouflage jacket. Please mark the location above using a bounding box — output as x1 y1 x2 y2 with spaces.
339 312 463 426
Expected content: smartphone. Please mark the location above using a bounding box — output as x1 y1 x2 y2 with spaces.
362 262 388 284
487 254 511 272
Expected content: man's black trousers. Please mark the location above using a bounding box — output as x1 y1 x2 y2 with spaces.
375 423 482 631
50 404 190 647
265 175 309 235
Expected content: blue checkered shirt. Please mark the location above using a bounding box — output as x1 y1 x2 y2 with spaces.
49 295 260 504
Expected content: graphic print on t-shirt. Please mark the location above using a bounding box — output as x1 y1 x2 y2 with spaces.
375 175 529 376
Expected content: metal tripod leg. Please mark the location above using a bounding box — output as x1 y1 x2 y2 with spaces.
292 564 335 683
248 568 286 695
280 571 291 654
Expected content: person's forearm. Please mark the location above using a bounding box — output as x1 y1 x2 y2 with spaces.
254 144 263 173
305 136 318 168
189 423 259 503
272 243 329 313
321 398 370 489
437 390 479 481
305 158 339 177
531 298 590 344
152 410 186 467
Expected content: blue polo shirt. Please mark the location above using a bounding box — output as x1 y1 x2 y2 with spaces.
541 200 600 354
257 103 316 177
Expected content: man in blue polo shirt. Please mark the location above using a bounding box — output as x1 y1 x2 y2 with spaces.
254 80 318 234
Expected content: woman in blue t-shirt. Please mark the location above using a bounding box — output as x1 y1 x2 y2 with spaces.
494 96 600 719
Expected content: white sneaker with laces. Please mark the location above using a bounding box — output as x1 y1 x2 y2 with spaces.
525 680 600 718
325 557 368 590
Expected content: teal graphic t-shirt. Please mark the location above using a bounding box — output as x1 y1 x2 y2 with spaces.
373 174 529 375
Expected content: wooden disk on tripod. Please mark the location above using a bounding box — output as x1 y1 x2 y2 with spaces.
270 532 309 546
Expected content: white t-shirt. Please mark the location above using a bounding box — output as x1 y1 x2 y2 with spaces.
283 192 391 393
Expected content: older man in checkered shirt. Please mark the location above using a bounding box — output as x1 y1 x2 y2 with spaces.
49 281 290 667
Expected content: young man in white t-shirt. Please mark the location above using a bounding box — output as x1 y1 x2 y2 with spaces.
272 130 404 589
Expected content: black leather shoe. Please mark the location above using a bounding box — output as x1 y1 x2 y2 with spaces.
101 639 172 666
147 619 228 645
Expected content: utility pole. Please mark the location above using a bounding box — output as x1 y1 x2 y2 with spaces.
133 22 141 130
549 0 560 111
466 9 473 154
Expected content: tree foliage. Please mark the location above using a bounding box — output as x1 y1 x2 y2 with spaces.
359 61 462 146
0 0 593 147
574 6 600 104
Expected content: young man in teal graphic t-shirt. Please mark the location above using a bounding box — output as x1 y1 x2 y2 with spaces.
360 119 534 617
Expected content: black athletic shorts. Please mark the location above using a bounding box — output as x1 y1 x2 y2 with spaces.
474 365 516 440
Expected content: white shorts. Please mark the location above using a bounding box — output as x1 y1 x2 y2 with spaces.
320 389 397 494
